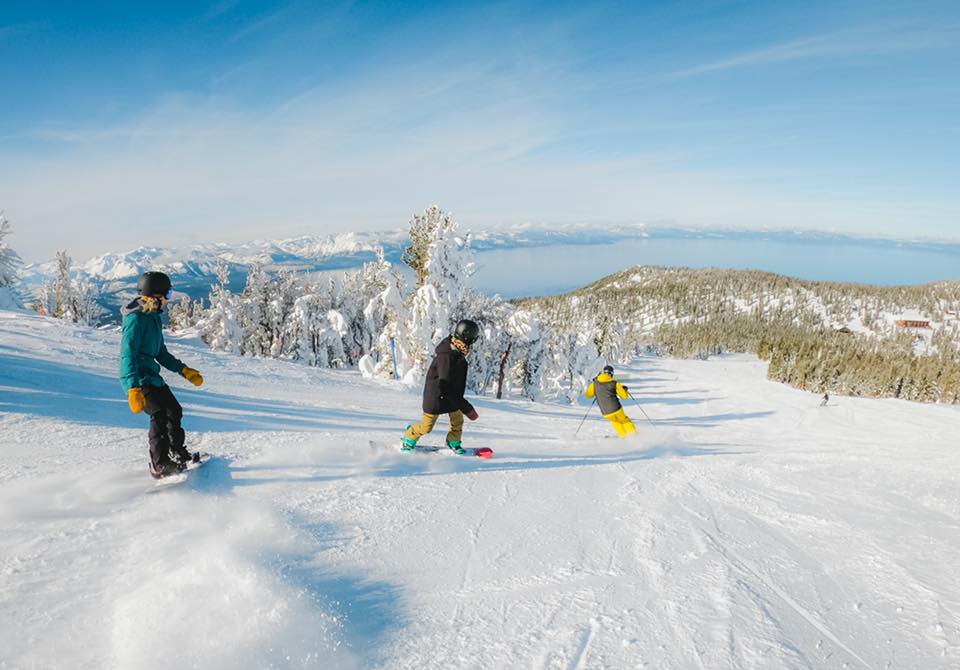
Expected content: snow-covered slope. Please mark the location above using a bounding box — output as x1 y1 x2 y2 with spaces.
1 310 959 669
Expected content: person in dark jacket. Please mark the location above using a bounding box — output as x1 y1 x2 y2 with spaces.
120 271 204 478
584 364 636 438
402 319 481 454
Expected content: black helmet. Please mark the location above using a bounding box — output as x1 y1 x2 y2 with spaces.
138 271 172 298
454 319 481 344
602 365 614 375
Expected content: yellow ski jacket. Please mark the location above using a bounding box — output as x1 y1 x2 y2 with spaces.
585 372 629 416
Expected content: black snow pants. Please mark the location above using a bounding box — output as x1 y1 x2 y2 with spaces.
143 383 185 466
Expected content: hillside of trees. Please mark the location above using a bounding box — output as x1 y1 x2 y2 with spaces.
18 205 960 405
519 267 960 403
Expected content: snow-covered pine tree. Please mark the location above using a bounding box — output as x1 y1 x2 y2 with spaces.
201 260 242 354
335 270 373 365
240 264 273 357
267 270 298 358
352 251 391 361
404 283 446 381
399 206 475 383
550 329 602 403
285 293 348 367
34 282 56 316
402 206 441 288
0 213 23 309
35 250 103 325
457 291 511 396
423 208 474 310
365 258 408 379
168 296 196 332
71 278 104 326
510 309 550 401
52 251 74 320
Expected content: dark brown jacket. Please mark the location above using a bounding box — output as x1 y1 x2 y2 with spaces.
422 337 474 415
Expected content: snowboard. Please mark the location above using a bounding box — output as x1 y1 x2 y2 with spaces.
374 441 494 459
410 445 494 459
146 452 213 492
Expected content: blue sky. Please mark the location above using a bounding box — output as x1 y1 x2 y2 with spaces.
1 0 958 261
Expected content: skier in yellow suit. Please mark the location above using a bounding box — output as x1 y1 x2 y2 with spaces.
585 365 636 437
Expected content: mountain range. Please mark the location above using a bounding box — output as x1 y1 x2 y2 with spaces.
21 223 960 318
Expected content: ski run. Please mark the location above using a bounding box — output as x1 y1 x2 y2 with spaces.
1 308 959 670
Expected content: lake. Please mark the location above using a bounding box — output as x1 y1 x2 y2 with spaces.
470 235 960 298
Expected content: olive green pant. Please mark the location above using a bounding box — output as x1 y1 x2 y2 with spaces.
405 411 464 445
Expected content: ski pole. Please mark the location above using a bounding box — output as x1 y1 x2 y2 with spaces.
627 392 657 429
575 398 596 436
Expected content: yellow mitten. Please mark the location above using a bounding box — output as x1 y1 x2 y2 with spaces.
128 388 146 413
182 367 204 387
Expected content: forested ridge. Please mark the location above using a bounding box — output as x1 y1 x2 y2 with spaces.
519 267 960 403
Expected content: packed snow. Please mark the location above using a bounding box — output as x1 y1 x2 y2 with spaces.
1 309 959 669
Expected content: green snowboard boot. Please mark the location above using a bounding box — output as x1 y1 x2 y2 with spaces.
446 440 466 455
401 425 417 452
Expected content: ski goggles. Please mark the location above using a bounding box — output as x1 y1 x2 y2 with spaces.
164 288 173 300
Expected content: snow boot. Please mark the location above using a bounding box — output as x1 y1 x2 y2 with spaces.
171 448 200 465
401 426 417 452
149 459 186 479
446 439 466 455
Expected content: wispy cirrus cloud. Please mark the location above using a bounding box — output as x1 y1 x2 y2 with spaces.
2 2 958 261
666 22 960 79
227 6 293 44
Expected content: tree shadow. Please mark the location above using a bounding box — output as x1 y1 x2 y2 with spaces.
182 439 748 492
618 375 680 383
176 457 348 495
180 386 391 433
651 411 775 428
371 442 747 479
0 351 135 427
0 351 389 433
627 395 720 406
276 516 405 665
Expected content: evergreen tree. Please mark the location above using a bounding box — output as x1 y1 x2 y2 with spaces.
0 213 23 309
52 251 74 320
0 214 21 287
397 206 475 382
168 296 197 332
201 261 242 354
240 264 272 357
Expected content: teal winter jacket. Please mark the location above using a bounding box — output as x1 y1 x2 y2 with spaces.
119 298 185 391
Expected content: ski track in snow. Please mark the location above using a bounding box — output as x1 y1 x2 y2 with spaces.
2 309 960 669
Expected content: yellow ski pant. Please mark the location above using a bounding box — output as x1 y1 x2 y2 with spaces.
604 408 636 438
405 411 464 444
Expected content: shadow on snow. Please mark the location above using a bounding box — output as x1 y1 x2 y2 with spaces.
0 351 389 433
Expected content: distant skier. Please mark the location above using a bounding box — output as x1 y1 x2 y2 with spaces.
120 271 204 478
820 392 830 407
402 319 481 454
585 365 636 438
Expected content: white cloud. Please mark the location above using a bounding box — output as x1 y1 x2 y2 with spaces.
3 13 958 262
666 21 960 79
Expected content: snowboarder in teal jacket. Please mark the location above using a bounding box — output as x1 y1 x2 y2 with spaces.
120 271 204 478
